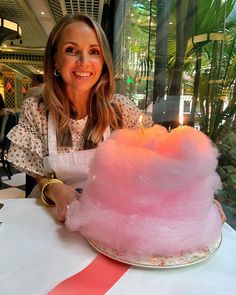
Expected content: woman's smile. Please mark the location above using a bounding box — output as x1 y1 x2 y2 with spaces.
73 71 93 78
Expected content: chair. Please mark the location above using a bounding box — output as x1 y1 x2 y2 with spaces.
25 175 37 198
0 115 9 143
0 113 19 180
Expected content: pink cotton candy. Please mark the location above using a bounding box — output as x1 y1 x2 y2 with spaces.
66 125 222 258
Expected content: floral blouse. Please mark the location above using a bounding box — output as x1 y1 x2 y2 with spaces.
7 94 153 178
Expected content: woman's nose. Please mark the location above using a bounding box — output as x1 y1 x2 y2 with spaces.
77 52 89 65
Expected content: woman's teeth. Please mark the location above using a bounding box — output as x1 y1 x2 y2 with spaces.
74 72 91 77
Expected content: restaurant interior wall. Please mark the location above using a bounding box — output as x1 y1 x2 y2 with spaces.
0 0 113 111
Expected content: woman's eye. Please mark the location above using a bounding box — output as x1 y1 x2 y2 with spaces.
90 49 100 55
65 47 78 55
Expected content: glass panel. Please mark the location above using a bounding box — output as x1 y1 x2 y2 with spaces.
114 0 236 229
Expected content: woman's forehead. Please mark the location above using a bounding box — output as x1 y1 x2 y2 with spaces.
57 21 100 46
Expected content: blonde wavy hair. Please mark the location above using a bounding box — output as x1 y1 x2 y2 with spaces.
43 14 122 148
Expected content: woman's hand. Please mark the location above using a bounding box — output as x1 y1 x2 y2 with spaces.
45 182 80 222
214 199 227 224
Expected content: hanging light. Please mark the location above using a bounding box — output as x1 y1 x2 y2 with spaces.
0 17 22 46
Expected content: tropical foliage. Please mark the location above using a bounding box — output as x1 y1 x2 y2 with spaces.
122 0 236 141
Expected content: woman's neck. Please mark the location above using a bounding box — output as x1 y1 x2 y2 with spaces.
67 89 91 119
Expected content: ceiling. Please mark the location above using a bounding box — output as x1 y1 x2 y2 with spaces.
0 0 110 79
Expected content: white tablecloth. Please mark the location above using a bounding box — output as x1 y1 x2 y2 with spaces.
0 199 236 295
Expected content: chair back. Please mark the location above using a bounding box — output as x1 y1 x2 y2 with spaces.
0 113 20 179
0 115 9 142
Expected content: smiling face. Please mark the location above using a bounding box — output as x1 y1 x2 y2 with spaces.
54 21 104 99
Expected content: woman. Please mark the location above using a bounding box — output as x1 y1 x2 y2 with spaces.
7 14 152 221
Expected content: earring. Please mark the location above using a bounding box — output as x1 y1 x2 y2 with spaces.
54 68 61 77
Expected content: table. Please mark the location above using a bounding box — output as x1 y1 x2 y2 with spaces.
0 199 236 295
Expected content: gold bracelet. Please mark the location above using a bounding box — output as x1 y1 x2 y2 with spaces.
41 179 63 206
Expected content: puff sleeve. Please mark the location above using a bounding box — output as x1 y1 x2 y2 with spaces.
7 97 51 178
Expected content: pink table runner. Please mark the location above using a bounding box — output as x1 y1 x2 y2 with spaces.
48 254 130 295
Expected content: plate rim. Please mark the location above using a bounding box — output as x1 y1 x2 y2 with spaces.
87 236 222 269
